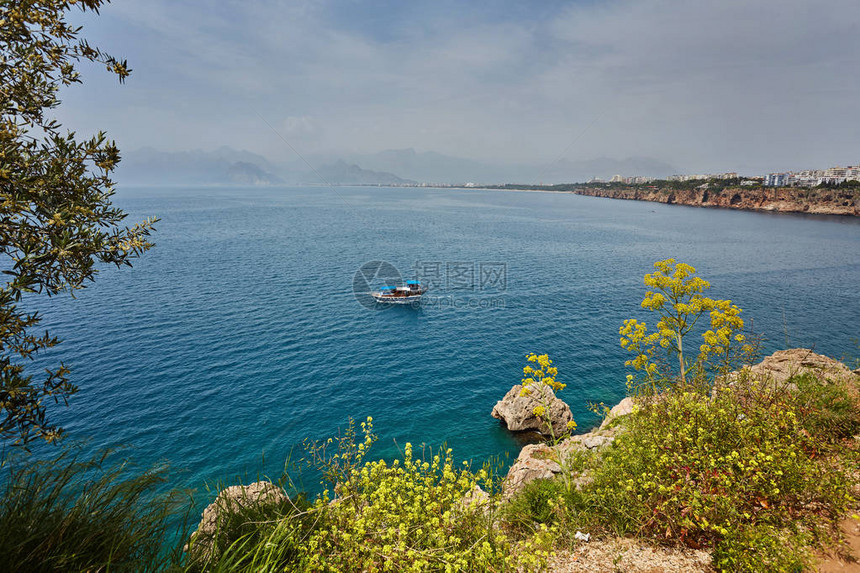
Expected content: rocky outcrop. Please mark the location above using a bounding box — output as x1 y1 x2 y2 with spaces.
598 397 635 431
491 383 573 436
742 348 858 384
501 394 636 496
503 349 857 497
187 481 287 561
503 428 618 496
569 186 860 216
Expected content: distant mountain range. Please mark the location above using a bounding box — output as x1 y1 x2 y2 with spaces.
116 146 679 187
117 147 284 186
315 160 416 186
346 148 679 185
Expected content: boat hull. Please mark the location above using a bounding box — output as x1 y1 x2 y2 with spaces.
371 294 423 305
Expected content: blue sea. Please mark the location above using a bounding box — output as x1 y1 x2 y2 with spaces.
31 186 860 494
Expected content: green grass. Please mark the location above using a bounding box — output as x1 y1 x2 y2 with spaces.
0 445 187 573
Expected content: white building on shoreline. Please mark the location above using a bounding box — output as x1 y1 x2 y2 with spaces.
765 163 860 187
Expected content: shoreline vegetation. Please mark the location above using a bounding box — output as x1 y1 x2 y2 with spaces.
5 4 859 572
475 180 860 217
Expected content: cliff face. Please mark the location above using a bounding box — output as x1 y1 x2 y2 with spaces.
571 186 860 216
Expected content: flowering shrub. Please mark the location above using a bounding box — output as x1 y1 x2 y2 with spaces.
572 368 855 572
619 259 755 388
589 380 848 544
299 418 554 572
520 353 576 439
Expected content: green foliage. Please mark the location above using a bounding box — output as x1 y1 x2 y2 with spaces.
503 478 566 531
712 524 813 573
790 372 860 444
191 419 555 572
185 490 315 573
302 419 553 572
571 373 852 571
620 259 753 387
1 0 157 445
0 446 185 572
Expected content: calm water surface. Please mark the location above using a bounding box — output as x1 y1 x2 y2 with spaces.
32 186 860 492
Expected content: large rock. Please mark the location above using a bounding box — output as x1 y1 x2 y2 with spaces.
503 429 616 496
504 443 562 494
743 348 857 385
187 481 287 561
491 382 573 436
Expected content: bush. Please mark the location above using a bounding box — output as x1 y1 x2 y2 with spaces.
578 376 851 569
0 446 184 572
301 438 553 572
504 478 566 531
712 524 812 573
790 372 860 443
190 419 555 572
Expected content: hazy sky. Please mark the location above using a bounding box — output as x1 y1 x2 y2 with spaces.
59 0 860 175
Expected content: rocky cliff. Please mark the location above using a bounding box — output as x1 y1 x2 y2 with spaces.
570 186 860 216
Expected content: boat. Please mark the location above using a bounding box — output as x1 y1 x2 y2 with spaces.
371 280 426 304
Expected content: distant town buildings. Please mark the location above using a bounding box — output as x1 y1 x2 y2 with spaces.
598 163 859 188
764 164 860 187
603 172 743 185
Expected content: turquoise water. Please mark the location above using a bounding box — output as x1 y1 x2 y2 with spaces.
32 186 860 492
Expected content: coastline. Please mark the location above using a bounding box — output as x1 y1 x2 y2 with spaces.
472 184 860 217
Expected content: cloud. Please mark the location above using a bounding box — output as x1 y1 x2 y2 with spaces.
57 0 860 175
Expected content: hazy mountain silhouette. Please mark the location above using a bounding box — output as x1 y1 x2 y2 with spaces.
117 146 679 186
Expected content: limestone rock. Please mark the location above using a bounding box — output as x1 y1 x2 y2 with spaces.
187 481 287 561
503 443 562 495
504 430 615 496
599 397 635 431
743 348 856 385
491 383 573 436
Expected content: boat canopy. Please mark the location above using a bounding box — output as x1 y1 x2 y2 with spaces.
380 285 396 290
407 280 421 285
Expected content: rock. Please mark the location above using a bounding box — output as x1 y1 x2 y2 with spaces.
457 485 492 516
568 185 859 217
504 430 615 496
187 481 287 561
599 397 635 431
491 382 573 437
503 443 562 495
743 348 856 385
581 434 614 450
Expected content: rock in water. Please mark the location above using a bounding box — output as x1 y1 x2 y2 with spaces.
491 382 573 436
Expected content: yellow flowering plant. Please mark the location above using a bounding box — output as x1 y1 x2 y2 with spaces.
520 354 578 496
520 353 576 440
620 259 755 389
300 418 554 571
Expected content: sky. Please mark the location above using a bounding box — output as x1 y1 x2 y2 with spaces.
58 0 860 175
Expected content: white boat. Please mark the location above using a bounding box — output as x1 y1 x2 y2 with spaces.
371 280 426 304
